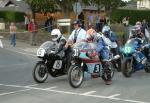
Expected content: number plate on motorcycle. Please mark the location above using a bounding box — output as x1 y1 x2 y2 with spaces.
37 48 45 57
53 60 62 69
73 48 79 57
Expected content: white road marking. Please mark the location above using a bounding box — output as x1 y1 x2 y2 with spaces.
44 86 57 90
0 83 149 103
81 91 96 95
108 94 120 98
25 84 38 87
0 89 31 96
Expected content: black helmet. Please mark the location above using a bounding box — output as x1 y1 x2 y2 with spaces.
73 20 82 26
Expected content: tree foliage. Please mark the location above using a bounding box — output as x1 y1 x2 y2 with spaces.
25 0 56 18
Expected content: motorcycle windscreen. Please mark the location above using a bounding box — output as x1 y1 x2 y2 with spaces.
123 38 142 54
39 41 56 50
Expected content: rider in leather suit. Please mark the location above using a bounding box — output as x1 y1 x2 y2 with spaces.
51 29 67 54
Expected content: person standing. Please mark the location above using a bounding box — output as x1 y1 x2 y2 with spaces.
45 16 53 32
87 11 94 26
78 12 85 29
95 12 100 32
28 19 38 46
0 36 3 48
9 22 17 47
24 14 29 31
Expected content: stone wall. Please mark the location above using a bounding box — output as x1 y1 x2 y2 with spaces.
0 32 51 45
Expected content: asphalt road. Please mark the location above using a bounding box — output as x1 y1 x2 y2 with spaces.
0 46 150 103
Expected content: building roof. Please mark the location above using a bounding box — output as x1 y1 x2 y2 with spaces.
0 0 31 13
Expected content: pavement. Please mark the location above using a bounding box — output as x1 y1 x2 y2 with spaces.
1 39 38 54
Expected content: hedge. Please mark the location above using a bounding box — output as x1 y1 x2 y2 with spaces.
111 9 150 26
0 11 25 22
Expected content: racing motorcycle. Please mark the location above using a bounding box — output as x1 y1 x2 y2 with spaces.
33 41 71 83
68 42 119 88
121 37 150 77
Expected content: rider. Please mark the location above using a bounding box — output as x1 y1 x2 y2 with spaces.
129 21 144 39
66 20 87 47
96 27 114 85
51 29 67 53
102 25 120 57
129 22 150 59
86 24 100 43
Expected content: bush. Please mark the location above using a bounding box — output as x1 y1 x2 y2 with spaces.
0 11 25 22
111 9 150 25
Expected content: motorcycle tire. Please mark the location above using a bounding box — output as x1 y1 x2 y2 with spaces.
33 61 48 83
102 62 115 81
144 62 150 73
112 59 121 72
68 64 84 88
122 58 133 77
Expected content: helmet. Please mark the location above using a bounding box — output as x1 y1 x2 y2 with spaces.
51 29 62 41
136 21 142 26
131 25 142 37
102 26 111 37
86 28 96 41
73 20 81 26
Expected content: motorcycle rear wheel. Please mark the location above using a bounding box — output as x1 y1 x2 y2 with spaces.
68 65 84 88
33 61 48 83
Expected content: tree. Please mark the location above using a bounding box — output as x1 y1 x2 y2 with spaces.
97 0 126 15
25 0 56 18
53 0 79 18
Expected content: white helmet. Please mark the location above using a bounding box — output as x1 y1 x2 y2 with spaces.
102 26 111 37
102 26 110 33
51 29 62 41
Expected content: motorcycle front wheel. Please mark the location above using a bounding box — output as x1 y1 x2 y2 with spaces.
102 62 115 81
68 64 84 88
33 61 48 83
144 61 150 73
122 58 133 77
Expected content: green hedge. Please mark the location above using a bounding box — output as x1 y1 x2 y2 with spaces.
111 9 150 25
0 11 25 22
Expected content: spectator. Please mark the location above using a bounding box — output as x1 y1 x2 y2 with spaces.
87 11 94 26
28 18 38 46
95 12 100 32
45 15 53 32
24 14 30 31
122 17 129 26
100 16 106 31
9 22 17 47
78 12 85 29
0 36 3 48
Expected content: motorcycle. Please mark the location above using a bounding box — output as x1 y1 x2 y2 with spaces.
33 41 71 83
121 37 150 77
68 42 118 88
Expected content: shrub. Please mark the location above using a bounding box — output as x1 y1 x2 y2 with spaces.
111 9 150 26
0 11 25 22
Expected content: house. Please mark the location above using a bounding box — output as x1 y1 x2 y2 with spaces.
121 0 150 10
0 0 31 13
137 0 150 9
